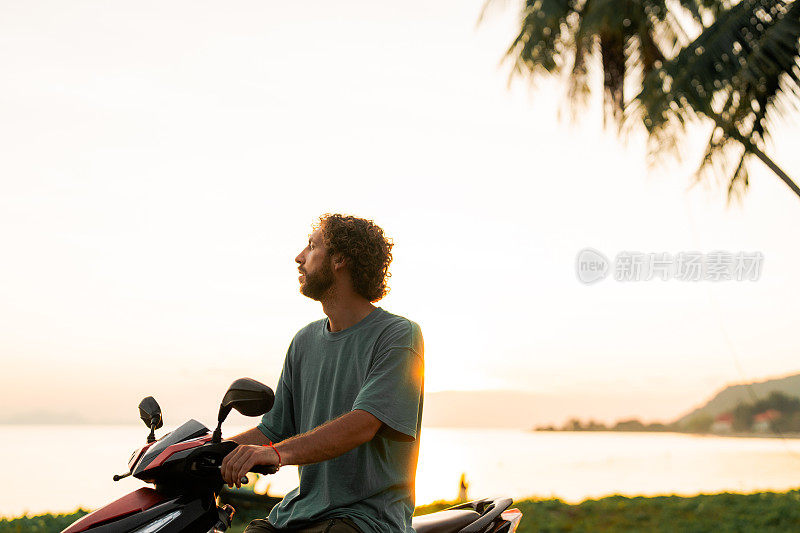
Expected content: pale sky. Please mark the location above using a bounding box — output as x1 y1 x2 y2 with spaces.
1 0 799 426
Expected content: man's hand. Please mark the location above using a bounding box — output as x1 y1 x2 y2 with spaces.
220 444 279 488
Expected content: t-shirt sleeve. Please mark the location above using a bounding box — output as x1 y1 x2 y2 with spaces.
257 344 297 443
352 320 424 442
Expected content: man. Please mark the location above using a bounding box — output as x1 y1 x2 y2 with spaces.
221 214 424 533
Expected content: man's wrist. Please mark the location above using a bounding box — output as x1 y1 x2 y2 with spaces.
264 442 283 468
273 442 288 466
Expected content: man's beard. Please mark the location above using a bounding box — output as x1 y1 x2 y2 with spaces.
299 260 334 301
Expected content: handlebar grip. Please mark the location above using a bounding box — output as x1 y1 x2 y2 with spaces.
250 464 279 475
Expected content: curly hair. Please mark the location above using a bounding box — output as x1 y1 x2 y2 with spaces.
314 214 393 302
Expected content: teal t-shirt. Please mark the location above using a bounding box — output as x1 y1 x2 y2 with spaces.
257 308 424 533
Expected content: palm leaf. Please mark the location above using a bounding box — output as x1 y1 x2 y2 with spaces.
498 0 707 127
632 0 800 201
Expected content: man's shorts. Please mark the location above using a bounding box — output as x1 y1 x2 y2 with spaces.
244 517 363 533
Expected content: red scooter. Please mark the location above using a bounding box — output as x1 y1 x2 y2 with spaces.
61 378 523 533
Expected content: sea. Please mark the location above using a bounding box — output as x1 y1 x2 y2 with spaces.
2 425 800 518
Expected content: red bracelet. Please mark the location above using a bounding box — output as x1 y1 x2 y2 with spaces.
265 441 282 469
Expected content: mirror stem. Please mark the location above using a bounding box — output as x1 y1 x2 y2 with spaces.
147 423 157 443
212 421 223 443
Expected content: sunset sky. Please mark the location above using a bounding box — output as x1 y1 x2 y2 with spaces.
2 0 799 427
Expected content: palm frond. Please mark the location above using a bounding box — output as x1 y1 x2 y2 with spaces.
633 0 800 201
499 0 703 128
505 0 580 79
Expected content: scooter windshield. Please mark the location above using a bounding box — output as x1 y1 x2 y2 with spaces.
133 419 209 474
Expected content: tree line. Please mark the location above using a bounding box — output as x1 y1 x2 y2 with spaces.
537 391 800 433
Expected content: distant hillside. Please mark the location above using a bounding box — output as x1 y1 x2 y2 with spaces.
675 372 800 425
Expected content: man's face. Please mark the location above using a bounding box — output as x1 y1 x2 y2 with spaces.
295 228 334 301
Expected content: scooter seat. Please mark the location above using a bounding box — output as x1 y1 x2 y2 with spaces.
411 509 480 533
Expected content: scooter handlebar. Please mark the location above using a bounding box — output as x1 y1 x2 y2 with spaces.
235 464 278 485
250 464 279 475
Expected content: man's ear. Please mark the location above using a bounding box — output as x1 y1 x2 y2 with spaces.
331 253 347 272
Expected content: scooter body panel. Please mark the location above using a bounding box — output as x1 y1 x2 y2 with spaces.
133 419 209 478
63 492 217 533
62 488 167 532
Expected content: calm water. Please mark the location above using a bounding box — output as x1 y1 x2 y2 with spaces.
2 425 800 517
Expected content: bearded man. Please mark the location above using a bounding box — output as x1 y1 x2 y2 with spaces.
221 214 424 533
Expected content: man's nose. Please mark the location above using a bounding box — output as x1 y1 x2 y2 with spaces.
295 252 303 264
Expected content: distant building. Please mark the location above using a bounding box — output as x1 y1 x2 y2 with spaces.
711 413 733 434
752 409 781 433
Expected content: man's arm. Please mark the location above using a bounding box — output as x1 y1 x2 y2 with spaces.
275 409 383 465
229 427 272 446
220 409 382 487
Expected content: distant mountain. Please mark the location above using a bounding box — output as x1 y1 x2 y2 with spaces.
675 372 800 426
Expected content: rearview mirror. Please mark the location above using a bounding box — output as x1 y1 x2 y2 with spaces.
212 378 274 442
221 377 275 418
138 396 163 430
138 396 162 443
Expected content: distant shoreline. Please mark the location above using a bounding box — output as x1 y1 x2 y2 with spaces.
533 428 800 439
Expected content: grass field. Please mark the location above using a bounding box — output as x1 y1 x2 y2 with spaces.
4 489 800 532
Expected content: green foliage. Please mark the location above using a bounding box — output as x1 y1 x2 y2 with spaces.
417 490 800 532
0 510 88 533
414 500 458 516
731 391 800 432
512 490 800 532
495 0 800 201
611 419 646 432
496 0 702 127
684 413 714 433
539 391 800 435
636 0 800 200
535 418 673 432
675 373 800 427
10 490 800 532
733 402 754 431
